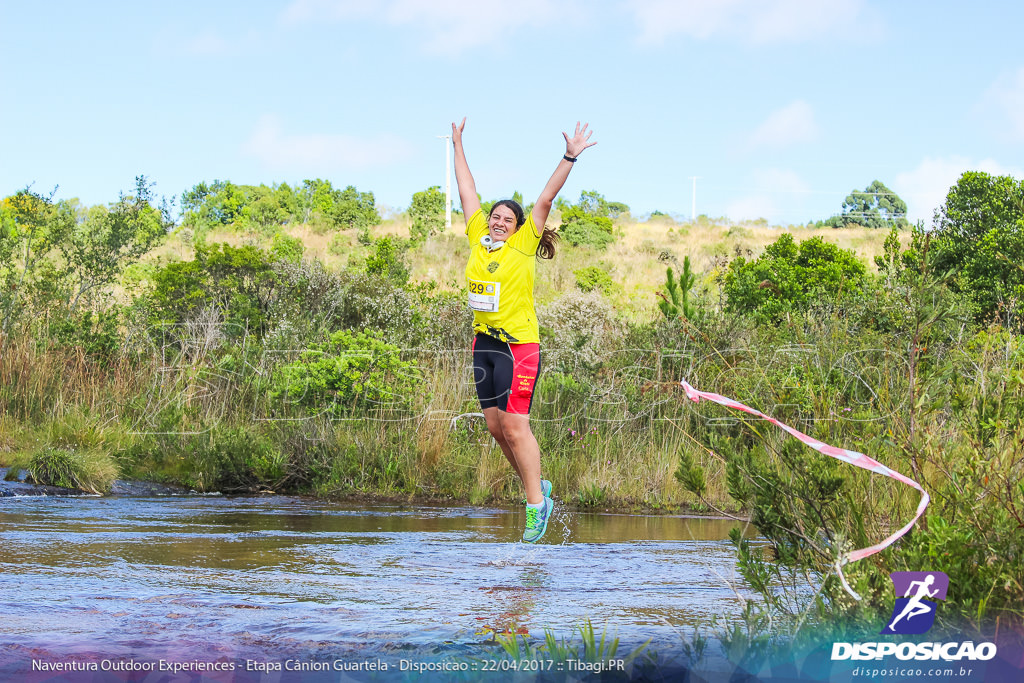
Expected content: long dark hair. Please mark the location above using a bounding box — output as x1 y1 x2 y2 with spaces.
538 227 559 260
489 199 559 260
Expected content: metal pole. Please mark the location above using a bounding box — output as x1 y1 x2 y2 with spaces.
689 176 699 222
437 135 452 231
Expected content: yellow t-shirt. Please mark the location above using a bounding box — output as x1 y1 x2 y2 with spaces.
465 208 542 343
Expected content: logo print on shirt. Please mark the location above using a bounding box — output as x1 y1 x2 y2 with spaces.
487 261 499 273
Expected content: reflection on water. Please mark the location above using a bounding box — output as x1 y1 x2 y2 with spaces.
0 495 748 668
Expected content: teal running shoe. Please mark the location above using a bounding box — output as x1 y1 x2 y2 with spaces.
522 480 553 505
523 496 554 543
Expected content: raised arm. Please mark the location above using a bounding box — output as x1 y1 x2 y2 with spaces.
531 122 597 229
452 117 481 223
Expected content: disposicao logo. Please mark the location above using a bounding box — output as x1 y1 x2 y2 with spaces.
882 571 949 635
831 570 998 663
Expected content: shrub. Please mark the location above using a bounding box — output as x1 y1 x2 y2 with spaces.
25 446 118 494
333 271 415 338
572 265 615 294
724 233 867 321
365 236 409 285
118 424 286 493
47 307 123 360
328 232 352 257
270 258 346 337
271 328 422 417
412 288 473 351
558 206 615 250
181 180 246 231
148 242 280 338
0 189 76 334
270 232 304 263
270 261 416 341
539 291 622 372
635 239 659 255
242 188 289 233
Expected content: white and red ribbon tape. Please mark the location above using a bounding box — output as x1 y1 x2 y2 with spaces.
680 380 930 593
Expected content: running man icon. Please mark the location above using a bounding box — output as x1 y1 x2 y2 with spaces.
882 571 950 635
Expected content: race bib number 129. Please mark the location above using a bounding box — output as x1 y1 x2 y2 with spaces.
468 280 501 313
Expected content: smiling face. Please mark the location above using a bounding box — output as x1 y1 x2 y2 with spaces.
487 204 519 243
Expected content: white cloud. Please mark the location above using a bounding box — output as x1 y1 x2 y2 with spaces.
725 168 811 223
981 67 1024 142
154 28 268 58
281 0 581 55
241 115 414 173
725 195 779 223
749 100 819 149
626 0 874 45
756 168 811 195
281 0 369 24
894 157 1024 225
183 30 231 56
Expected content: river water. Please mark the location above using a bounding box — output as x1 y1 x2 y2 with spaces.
0 491 749 680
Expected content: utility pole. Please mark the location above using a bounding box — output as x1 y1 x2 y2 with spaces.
689 176 699 222
437 135 452 232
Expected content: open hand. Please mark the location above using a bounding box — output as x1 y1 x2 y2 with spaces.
563 122 596 158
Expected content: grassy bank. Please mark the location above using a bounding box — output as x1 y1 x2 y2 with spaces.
1 211 901 509
0 212 874 504
1 204 1021 645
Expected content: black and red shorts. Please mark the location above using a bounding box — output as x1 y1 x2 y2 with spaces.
471 333 541 415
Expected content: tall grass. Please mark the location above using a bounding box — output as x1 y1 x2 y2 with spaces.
0 213 922 514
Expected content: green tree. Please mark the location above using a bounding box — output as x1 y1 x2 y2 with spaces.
606 201 630 219
930 171 1024 321
0 188 74 334
577 189 608 216
272 182 300 221
331 185 380 231
241 184 288 232
832 180 908 229
574 190 628 219
181 179 245 231
409 185 446 242
148 242 280 337
298 179 336 223
181 181 212 217
60 176 169 312
724 233 867 321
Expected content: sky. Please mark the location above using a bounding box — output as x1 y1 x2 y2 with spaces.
2 0 1023 226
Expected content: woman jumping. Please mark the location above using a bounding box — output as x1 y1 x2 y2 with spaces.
452 117 596 543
